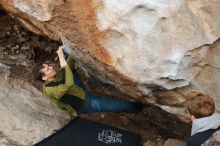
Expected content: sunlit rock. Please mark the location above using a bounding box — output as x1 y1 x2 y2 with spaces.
193 39 220 113
0 0 220 118
0 66 70 146
13 0 64 21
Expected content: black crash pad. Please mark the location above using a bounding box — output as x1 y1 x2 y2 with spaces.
34 118 140 146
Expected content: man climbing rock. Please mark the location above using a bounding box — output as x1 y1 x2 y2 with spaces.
36 45 143 117
185 94 220 146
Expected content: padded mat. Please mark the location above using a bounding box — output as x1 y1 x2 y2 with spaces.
34 118 140 146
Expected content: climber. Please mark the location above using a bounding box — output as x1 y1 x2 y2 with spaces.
185 94 220 146
35 45 143 117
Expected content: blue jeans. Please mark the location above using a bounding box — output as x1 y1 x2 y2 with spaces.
73 70 143 114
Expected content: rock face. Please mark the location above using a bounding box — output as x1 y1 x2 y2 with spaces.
164 139 186 146
193 40 220 113
0 15 70 146
202 130 220 146
1 0 220 118
0 65 70 146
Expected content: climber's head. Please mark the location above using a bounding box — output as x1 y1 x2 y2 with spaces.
35 61 58 82
40 63 57 81
185 94 215 120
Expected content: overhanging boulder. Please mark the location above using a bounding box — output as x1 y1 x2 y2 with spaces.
1 0 220 119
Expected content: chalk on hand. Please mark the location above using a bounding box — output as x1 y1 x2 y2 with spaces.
60 35 72 55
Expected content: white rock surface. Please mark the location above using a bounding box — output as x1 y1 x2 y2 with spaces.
1 0 220 117
93 0 220 115
95 0 220 90
13 0 64 21
6 0 220 89
193 39 220 112
0 71 70 146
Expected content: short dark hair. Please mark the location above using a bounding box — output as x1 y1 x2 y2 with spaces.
185 94 215 119
33 46 60 82
34 61 58 83
34 64 45 83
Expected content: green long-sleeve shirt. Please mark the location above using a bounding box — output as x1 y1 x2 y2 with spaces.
43 56 86 117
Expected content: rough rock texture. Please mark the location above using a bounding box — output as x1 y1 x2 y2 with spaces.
1 0 220 118
193 39 220 112
0 67 70 146
164 139 186 146
202 130 220 146
0 12 71 146
0 14 191 145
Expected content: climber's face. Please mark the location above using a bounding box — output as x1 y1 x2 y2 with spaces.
40 63 57 81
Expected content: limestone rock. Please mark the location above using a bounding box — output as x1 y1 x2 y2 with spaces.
164 139 186 146
1 0 220 118
143 141 157 146
0 68 70 146
202 130 220 146
193 39 220 113
13 0 64 21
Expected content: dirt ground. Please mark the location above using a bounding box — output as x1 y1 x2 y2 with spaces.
0 11 190 146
